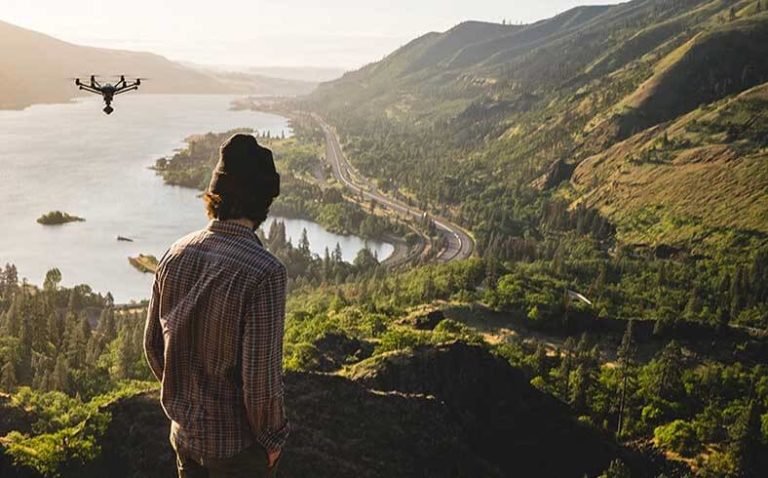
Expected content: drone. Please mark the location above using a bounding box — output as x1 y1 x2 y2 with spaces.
73 75 145 114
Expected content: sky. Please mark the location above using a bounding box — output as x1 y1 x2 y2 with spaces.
1 0 620 70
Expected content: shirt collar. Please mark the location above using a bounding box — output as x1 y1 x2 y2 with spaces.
207 220 263 245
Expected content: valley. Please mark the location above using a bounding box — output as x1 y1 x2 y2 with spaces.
2 1 768 477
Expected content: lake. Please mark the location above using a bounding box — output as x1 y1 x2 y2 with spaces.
0 95 393 303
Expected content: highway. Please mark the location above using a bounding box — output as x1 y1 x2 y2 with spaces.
316 116 474 263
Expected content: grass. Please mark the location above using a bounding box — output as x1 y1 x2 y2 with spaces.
571 79 768 252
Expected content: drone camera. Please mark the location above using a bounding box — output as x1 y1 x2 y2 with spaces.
103 105 114 115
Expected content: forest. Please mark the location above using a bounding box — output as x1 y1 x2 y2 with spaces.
2 0 768 476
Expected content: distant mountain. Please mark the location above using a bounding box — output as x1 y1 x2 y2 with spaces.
0 20 316 110
246 66 346 83
302 0 768 252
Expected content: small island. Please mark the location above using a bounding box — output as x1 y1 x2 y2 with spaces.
36 211 85 225
129 254 158 274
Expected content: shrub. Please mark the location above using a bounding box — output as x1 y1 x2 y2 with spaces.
654 419 700 457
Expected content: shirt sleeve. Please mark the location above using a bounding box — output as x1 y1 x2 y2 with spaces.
242 264 289 452
144 276 165 381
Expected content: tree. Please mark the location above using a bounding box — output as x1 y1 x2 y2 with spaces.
50 356 70 393
17 315 33 383
66 289 82 314
65 315 91 369
558 337 576 401
571 344 600 413
2 293 23 336
2 263 19 298
1 361 17 391
685 286 703 318
648 341 685 402
353 248 379 271
533 342 548 377
598 459 631 478
47 313 63 350
267 220 287 250
43 268 62 292
616 320 637 437
654 419 699 457
731 401 767 477
299 228 311 255
333 243 344 263
116 334 135 380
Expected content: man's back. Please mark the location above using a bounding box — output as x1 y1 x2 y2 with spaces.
144 219 288 460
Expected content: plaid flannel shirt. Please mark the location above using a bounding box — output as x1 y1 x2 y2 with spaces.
144 220 289 459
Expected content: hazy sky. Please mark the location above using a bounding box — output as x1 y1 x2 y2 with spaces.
2 0 620 69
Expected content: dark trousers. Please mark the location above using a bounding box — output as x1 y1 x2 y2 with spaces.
174 443 280 478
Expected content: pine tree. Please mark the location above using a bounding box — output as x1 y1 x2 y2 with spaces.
47 312 63 350
616 320 637 437
651 341 685 401
333 243 344 263
533 342 548 377
558 337 576 401
51 356 70 393
571 344 600 413
750 248 768 302
2 294 22 336
299 228 311 255
65 315 91 369
116 333 135 380
322 247 332 282
2 263 19 298
66 288 82 314
0 361 17 391
268 221 287 250
85 307 114 364
599 459 631 478
731 401 767 477
685 286 703 318
592 265 607 299
17 316 33 383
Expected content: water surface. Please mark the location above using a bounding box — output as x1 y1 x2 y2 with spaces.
0 95 392 302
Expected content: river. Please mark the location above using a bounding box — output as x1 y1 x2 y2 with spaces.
0 95 392 303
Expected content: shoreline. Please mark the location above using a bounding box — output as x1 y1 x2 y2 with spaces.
151 123 400 258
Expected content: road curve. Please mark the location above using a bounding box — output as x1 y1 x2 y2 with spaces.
315 116 474 263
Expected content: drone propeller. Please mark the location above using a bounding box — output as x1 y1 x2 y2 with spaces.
109 75 150 79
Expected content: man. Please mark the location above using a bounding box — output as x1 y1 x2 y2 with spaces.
144 133 288 477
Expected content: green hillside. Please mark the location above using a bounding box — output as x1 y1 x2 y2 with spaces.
573 82 768 249
301 0 768 254
289 6 768 470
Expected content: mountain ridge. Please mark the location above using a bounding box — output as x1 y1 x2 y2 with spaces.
301 0 768 253
0 19 316 109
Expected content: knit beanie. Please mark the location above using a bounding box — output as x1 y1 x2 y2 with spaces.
208 133 280 201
